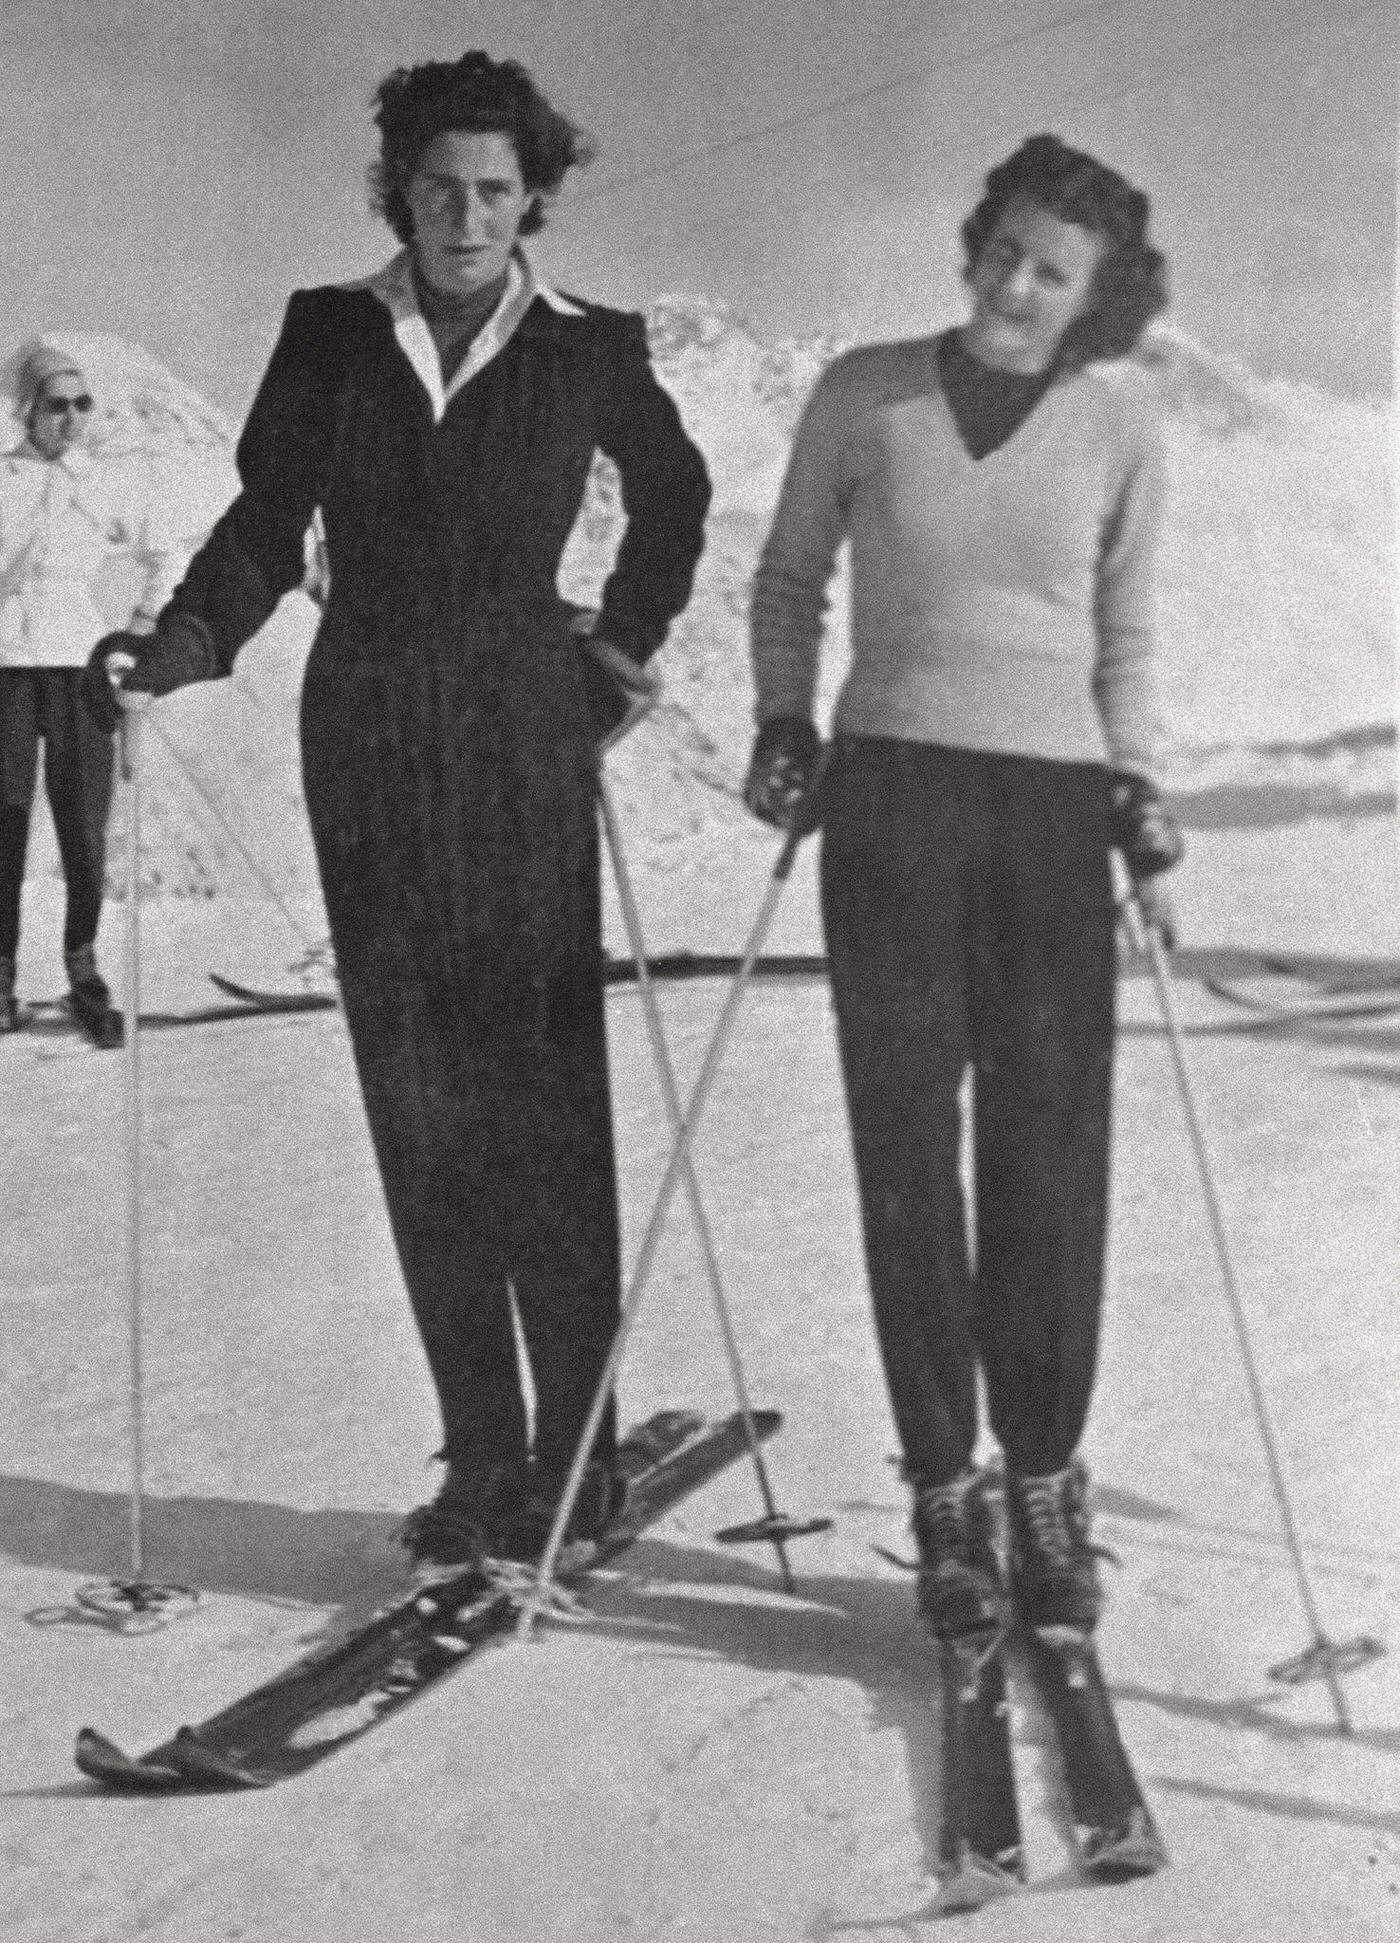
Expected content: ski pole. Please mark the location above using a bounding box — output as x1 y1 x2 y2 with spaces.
122 704 148 1589
75 681 197 1633
515 817 812 1637
597 778 830 1594
1121 874 1380 1733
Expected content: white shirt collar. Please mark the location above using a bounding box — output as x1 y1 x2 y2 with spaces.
353 248 583 422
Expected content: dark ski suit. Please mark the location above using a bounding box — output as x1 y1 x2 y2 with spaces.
162 263 711 1475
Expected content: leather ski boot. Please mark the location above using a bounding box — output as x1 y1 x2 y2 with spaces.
1006 1458 1106 1632
398 1458 533 1572
66 946 123 1050
909 1469 1009 1642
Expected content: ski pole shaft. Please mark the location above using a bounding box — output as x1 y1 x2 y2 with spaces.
1123 879 1353 1734
120 707 146 1585
597 778 795 1593
516 824 805 1636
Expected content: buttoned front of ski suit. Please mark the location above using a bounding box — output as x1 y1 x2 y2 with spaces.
162 259 711 1473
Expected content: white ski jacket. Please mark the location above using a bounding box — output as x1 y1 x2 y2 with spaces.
0 441 181 668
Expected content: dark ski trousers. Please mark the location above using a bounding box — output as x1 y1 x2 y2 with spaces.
0 668 114 962
305 747 622 1481
819 736 1116 1486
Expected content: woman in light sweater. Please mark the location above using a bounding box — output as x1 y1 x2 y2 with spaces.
744 135 1182 1643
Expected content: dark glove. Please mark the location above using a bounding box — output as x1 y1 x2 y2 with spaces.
743 716 824 833
82 618 220 733
565 605 655 750
1109 770 1183 880
582 640 655 750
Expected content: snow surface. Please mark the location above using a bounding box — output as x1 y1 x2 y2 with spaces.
1 315 1397 1940
2 814 1397 1942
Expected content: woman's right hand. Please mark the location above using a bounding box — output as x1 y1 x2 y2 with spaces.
82 619 220 732
1108 770 1183 880
743 716 824 832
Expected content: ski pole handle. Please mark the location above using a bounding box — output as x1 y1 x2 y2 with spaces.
118 705 146 786
106 652 150 784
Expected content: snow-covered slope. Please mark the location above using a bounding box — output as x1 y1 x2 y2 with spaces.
7 306 1392 904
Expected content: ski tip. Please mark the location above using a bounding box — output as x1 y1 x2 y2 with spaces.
74 1727 186 1791
1083 1809 1169 1881
76 1722 277 1792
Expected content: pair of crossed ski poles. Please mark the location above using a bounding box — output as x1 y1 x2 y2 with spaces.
88 655 829 1640
96 655 1378 1731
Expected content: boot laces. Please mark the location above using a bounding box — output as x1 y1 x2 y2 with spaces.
910 1472 992 1569
918 1488 970 1560
1017 1472 1084 1571
1015 1468 1118 1573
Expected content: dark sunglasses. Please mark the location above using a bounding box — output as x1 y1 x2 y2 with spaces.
40 393 93 415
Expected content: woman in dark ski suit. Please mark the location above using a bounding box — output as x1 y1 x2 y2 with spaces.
86 53 712 1566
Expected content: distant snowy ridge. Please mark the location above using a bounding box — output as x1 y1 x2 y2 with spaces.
9 303 1392 903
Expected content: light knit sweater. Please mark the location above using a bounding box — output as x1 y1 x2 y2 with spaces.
750 335 1166 775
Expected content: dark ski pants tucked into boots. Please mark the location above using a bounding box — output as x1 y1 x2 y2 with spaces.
308 768 622 1484
0 669 114 961
819 736 1117 1487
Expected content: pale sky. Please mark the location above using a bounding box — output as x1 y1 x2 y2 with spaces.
0 0 1393 415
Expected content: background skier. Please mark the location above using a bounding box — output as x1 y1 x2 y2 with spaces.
744 134 1183 1641
84 50 711 1567
0 344 178 1046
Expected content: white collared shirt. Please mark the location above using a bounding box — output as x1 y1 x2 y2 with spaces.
348 249 584 424
0 440 182 668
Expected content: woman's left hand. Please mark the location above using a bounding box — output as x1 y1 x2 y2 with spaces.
569 610 656 749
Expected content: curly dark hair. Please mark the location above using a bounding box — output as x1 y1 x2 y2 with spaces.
961 134 1168 369
368 51 595 244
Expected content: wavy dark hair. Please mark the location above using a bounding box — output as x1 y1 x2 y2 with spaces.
369 51 595 244
961 134 1168 369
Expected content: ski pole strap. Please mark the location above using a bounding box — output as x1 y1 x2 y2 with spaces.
582 636 657 753
582 635 657 703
